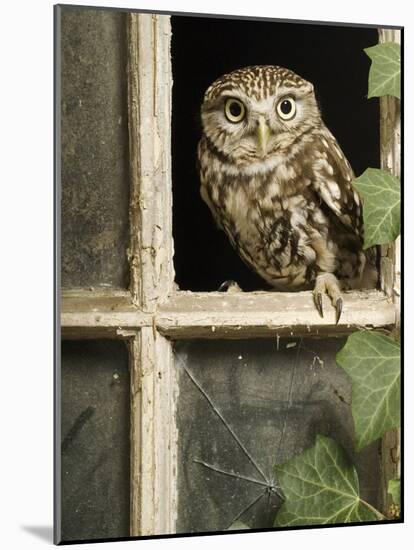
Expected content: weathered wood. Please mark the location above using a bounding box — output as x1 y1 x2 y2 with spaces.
127 332 142 536
126 13 177 537
378 27 401 517
61 288 134 312
157 290 396 339
129 327 177 537
379 27 401 310
61 327 136 340
61 289 395 340
153 332 178 534
61 289 149 339
61 318 149 340
127 13 174 311
126 16 143 305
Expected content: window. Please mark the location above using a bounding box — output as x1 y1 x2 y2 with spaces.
57 8 400 541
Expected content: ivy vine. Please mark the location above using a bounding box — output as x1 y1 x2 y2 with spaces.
273 41 401 527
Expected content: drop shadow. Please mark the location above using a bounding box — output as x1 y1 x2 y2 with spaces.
21 525 53 543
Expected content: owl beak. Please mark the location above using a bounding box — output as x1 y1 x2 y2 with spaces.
257 117 271 156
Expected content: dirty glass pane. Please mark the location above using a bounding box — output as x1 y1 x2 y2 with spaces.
175 338 382 533
60 7 130 288
61 340 130 542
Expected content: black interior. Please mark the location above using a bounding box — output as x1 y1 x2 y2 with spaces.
171 15 380 291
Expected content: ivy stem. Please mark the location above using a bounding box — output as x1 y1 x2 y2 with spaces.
359 498 387 521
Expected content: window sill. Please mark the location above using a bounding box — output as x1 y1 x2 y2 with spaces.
61 288 395 339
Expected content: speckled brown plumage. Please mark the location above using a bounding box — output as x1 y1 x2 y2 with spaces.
198 66 376 320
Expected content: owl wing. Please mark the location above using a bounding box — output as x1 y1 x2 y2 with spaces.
309 128 364 242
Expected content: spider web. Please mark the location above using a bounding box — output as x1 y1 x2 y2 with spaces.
175 337 325 530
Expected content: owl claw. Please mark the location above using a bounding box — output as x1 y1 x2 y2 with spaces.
335 298 343 325
313 273 343 324
218 280 242 293
314 292 324 318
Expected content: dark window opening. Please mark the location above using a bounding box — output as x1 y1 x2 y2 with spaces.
171 16 380 291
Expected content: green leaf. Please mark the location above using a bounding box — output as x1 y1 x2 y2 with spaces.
227 520 250 530
336 331 400 450
353 168 400 249
365 42 400 98
388 479 401 507
274 435 380 527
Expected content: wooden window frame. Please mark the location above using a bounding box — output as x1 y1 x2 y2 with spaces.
60 14 401 536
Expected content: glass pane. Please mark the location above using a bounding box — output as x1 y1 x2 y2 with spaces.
175 338 382 533
60 7 130 288
60 340 130 542
171 16 380 291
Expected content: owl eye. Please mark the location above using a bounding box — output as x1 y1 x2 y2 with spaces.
224 98 246 123
276 97 296 120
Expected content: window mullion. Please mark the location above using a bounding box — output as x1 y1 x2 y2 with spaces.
378 27 401 516
127 12 174 311
128 326 177 537
127 13 177 537
378 28 401 315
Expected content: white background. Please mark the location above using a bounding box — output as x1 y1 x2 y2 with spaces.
0 0 411 548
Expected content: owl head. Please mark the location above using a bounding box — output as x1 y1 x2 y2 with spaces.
200 65 322 169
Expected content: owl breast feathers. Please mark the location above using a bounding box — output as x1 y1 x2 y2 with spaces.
198 65 376 315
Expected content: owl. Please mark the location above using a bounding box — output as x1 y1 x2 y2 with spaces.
197 65 376 323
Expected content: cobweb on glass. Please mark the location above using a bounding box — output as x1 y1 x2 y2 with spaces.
182 359 286 529
174 337 330 531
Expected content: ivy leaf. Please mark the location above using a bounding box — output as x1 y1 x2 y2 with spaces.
353 168 400 249
388 479 401 507
336 331 400 450
274 435 380 526
365 42 400 99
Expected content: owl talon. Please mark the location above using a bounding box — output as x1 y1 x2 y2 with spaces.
218 280 242 293
313 273 343 323
335 298 343 324
314 292 324 318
